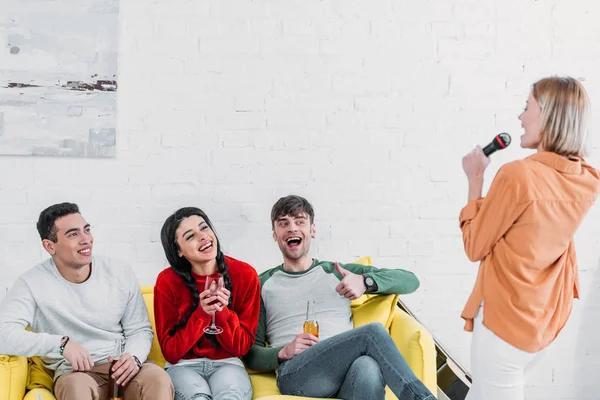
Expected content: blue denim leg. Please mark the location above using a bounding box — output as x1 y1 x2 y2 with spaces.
206 363 252 400
276 323 435 400
167 365 212 400
336 355 386 400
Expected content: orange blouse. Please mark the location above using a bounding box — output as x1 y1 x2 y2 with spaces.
460 152 600 352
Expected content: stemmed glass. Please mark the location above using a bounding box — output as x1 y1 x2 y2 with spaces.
204 273 224 335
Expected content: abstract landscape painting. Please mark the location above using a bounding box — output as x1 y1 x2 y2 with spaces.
0 0 118 157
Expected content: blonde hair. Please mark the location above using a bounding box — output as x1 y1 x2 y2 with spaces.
532 76 590 157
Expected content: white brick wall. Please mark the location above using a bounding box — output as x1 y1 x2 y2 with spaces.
1 0 600 398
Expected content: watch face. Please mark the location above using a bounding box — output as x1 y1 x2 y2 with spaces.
365 277 374 286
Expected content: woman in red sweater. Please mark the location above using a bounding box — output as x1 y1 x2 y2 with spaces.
154 207 260 400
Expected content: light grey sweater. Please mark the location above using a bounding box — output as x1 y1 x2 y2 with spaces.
0 256 153 380
245 259 421 372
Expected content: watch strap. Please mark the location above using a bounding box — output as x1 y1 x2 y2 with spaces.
59 336 69 356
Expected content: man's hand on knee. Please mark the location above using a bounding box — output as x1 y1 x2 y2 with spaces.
278 333 319 361
62 339 94 372
109 353 141 386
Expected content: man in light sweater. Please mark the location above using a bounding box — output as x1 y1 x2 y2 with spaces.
0 203 173 400
244 195 435 400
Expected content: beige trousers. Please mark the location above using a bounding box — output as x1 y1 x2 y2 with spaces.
54 362 174 400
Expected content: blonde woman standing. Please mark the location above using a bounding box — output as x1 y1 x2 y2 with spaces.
460 76 600 400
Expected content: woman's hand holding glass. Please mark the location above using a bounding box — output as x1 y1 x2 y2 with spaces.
214 286 230 308
200 277 229 314
201 274 228 334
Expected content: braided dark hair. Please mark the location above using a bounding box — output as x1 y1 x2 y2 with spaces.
160 207 233 336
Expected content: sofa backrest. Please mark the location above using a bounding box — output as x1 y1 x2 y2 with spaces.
141 286 167 368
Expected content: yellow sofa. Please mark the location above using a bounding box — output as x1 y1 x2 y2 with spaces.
0 257 437 400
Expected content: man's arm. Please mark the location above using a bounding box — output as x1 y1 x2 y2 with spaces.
0 278 63 356
330 261 420 295
121 267 153 363
243 296 282 372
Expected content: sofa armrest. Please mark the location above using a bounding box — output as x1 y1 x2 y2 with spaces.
389 309 437 396
0 355 28 400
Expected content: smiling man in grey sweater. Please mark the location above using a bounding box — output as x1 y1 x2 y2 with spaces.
0 203 173 400
244 195 435 400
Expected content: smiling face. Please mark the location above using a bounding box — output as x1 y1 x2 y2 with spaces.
518 91 543 150
43 213 93 270
272 212 316 261
174 215 218 265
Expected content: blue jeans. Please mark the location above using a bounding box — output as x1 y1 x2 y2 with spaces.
167 359 252 400
276 323 436 400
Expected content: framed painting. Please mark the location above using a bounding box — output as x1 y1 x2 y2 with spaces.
0 0 118 157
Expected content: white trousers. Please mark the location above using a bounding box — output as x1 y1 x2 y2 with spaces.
465 305 549 400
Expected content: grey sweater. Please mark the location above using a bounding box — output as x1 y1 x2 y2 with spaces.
0 256 153 380
244 259 420 372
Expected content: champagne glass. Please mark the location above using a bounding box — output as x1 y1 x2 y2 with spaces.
204 273 224 335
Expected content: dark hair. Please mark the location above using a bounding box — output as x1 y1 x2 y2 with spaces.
160 207 232 336
36 202 80 242
271 195 315 227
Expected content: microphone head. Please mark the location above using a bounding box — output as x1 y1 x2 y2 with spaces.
495 132 511 150
482 132 512 157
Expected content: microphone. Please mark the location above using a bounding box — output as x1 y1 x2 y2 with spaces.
482 133 511 157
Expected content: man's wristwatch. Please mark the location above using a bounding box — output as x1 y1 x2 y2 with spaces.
132 355 142 370
59 336 69 356
363 274 377 292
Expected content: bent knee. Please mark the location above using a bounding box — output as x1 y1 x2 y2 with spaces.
54 373 96 399
215 384 252 400
132 364 174 396
346 356 385 395
353 356 383 379
141 363 172 382
359 322 388 336
352 355 380 370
